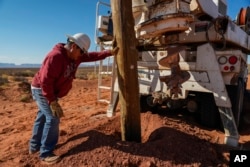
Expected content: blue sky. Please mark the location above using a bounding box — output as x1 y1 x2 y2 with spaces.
0 0 249 65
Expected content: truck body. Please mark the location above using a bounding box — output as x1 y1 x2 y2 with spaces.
95 0 250 147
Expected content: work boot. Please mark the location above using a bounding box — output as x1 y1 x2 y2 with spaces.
41 153 61 165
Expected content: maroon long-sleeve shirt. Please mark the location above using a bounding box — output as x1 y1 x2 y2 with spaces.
32 43 112 104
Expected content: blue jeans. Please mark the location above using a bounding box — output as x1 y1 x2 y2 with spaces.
29 88 60 159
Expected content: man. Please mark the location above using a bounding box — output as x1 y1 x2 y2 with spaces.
29 33 118 164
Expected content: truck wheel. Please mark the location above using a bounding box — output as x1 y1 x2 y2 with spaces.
197 92 220 128
227 80 245 129
140 95 157 113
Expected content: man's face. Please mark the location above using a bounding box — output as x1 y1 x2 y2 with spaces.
70 43 84 60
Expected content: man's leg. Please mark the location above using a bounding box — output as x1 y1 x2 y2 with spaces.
29 88 60 162
29 88 45 153
29 109 45 153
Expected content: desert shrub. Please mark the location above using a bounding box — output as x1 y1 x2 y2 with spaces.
20 94 32 103
18 81 31 93
13 76 28 82
18 81 32 102
76 73 88 80
76 67 98 80
13 70 35 77
0 75 9 86
87 72 98 80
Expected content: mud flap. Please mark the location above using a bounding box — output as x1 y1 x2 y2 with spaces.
218 107 239 147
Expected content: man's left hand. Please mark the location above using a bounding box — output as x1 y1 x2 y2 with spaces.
111 47 119 55
50 101 64 118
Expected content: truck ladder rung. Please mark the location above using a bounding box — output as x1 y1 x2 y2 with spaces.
100 71 112 75
98 86 111 90
98 99 110 103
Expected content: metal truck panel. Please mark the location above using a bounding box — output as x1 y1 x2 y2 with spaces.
135 16 193 39
137 68 231 104
190 0 218 18
149 0 191 19
190 0 227 18
178 20 250 52
226 21 249 51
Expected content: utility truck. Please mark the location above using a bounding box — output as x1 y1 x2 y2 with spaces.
95 0 250 147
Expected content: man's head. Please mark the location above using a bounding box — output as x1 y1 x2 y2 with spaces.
65 33 91 60
66 33 91 54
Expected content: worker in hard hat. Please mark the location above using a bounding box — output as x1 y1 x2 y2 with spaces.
28 33 118 164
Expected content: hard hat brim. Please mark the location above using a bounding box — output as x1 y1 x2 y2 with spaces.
66 34 84 51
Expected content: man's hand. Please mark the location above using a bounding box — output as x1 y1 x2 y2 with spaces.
110 34 119 55
111 47 119 55
50 101 64 118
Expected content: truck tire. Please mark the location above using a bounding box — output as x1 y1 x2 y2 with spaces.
197 92 220 128
226 79 245 129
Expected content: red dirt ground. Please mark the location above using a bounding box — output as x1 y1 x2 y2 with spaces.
0 76 250 167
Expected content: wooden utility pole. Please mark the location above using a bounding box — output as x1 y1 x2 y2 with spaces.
111 0 141 142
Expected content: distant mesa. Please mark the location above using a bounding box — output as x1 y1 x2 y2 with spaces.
0 63 41 68
0 63 97 68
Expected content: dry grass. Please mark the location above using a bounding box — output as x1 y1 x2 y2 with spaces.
0 66 108 102
0 74 9 86
0 66 112 85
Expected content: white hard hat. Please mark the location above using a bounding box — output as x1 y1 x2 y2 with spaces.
66 33 91 51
